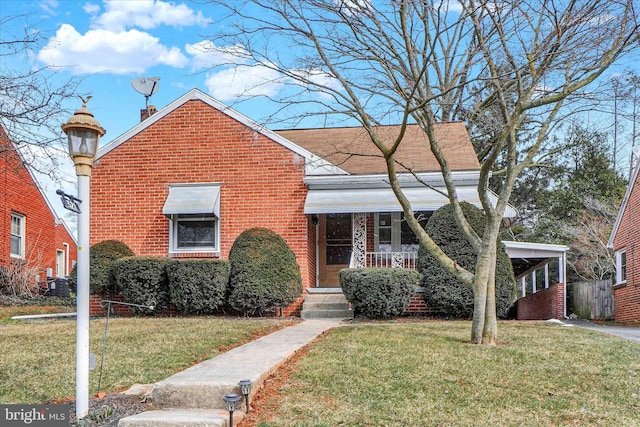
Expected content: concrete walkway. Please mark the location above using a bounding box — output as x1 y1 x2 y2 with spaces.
563 319 640 343
118 319 343 427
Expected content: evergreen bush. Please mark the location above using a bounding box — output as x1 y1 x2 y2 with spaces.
417 202 517 318
227 228 302 315
68 240 134 295
340 268 420 318
113 257 169 314
167 259 229 315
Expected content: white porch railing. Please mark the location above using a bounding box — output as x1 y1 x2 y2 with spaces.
365 252 418 269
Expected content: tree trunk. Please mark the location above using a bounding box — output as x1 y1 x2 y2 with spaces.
470 252 492 343
472 238 499 345
482 255 498 345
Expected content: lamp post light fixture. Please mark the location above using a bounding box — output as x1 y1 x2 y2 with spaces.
238 379 253 414
61 96 105 420
223 393 241 426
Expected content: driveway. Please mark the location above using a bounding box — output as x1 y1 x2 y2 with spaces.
563 319 640 343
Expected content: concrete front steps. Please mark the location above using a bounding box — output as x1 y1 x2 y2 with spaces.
118 409 242 427
301 292 353 320
117 320 341 427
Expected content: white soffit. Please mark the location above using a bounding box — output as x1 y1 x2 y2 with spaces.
502 241 569 258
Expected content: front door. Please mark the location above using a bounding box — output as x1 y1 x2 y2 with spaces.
318 213 352 287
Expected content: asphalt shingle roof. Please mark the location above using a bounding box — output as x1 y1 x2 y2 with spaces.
276 122 479 175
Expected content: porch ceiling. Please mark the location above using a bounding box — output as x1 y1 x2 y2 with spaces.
304 186 518 217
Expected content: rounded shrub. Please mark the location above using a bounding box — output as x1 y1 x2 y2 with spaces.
227 227 302 315
417 202 516 318
167 259 230 315
68 240 134 295
113 257 169 314
340 268 421 318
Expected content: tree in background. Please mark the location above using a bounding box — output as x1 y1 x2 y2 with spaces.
511 125 627 282
0 14 80 178
206 1 639 344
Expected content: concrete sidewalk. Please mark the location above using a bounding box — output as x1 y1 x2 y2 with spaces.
562 319 640 343
118 319 343 427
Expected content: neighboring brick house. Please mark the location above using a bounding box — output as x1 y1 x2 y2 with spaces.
0 125 77 288
92 89 565 317
608 160 640 323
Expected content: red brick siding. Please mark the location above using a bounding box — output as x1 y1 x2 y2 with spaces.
307 218 317 287
282 295 304 317
91 100 311 289
614 285 640 323
366 214 375 252
0 130 76 282
407 292 429 314
516 283 565 320
611 167 640 322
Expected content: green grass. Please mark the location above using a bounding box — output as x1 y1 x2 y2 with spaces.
0 316 295 404
254 321 640 427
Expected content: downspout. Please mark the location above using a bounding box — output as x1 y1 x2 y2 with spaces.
315 219 319 287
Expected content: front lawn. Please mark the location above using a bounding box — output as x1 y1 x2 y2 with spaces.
0 316 295 404
250 321 640 427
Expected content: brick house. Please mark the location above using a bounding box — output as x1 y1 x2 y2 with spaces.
608 160 640 323
0 125 77 289
92 89 566 317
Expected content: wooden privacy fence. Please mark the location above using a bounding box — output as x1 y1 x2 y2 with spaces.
567 280 614 320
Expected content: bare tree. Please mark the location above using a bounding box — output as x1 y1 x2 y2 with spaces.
563 198 618 282
0 14 81 178
206 0 639 344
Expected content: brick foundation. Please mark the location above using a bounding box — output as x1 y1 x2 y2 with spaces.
516 283 565 320
406 292 429 315
89 295 134 316
614 284 640 323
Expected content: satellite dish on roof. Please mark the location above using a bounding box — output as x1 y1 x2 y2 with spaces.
131 77 160 106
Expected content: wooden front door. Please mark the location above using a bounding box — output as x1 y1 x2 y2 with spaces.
318 214 352 287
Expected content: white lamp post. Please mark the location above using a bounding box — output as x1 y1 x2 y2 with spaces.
62 97 105 420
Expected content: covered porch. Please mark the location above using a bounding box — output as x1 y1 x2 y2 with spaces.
304 172 518 288
307 210 568 306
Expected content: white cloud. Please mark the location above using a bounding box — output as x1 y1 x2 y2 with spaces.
37 24 188 75
204 65 286 101
186 40 250 70
39 0 59 16
83 3 101 15
334 0 373 16
292 68 342 93
93 0 212 31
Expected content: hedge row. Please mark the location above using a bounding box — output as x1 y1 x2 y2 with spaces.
417 202 517 319
340 268 421 318
114 257 229 315
87 228 302 316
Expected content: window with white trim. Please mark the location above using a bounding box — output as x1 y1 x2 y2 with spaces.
615 248 627 285
170 214 219 253
374 211 431 252
10 213 25 258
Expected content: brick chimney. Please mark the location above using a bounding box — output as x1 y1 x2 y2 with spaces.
140 105 157 122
